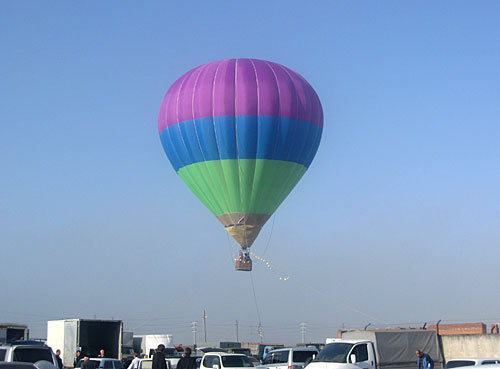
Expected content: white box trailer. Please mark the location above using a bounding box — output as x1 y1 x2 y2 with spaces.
47 319 123 367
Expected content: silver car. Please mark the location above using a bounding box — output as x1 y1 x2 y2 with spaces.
0 343 58 368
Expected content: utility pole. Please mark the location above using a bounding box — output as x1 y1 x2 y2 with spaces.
235 320 239 342
300 322 307 344
191 321 198 349
203 310 207 343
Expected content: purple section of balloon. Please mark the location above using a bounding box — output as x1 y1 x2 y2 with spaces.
158 59 323 133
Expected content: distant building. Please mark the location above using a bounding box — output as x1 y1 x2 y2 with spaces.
427 322 487 335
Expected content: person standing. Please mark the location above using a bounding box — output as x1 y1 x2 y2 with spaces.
74 350 83 367
176 348 196 369
55 349 63 369
152 345 167 369
127 354 141 369
98 349 106 358
416 350 434 369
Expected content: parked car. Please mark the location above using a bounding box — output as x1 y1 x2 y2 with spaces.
123 359 133 369
227 350 251 357
258 347 318 369
0 342 58 368
246 358 259 367
447 365 500 369
164 351 182 369
446 360 500 368
137 359 153 369
194 357 202 369
0 363 40 369
75 358 124 369
136 358 172 369
200 352 255 369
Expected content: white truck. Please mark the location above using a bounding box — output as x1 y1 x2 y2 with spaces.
122 332 135 362
46 319 123 367
133 335 173 358
307 330 441 369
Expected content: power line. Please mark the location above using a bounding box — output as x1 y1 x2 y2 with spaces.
249 271 263 342
261 214 276 257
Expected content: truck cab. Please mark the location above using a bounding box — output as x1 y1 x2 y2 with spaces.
306 340 376 369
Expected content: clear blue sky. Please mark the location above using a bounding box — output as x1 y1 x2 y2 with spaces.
1 1 500 344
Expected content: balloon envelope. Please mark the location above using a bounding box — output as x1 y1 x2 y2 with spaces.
158 59 323 248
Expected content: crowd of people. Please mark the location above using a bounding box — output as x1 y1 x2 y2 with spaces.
152 344 195 369
58 345 195 369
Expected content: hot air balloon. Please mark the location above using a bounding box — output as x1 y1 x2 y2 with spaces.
158 59 323 271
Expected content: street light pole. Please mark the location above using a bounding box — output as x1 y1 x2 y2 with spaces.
192 321 198 349
300 322 306 344
203 310 207 343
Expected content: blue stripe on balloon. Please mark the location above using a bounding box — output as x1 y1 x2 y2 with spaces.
159 116 322 172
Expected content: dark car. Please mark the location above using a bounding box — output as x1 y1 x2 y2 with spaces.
0 363 39 369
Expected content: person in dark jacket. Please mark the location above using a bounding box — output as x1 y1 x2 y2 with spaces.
55 349 63 369
152 345 167 369
416 350 434 369
176 347 196 369
74 350 83 367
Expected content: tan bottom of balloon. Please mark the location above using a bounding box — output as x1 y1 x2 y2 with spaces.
224 224 262 248
216 212 271 248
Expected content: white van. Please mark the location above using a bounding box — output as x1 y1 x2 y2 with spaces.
258 347 318 369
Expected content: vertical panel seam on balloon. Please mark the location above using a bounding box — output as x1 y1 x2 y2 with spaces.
211 60 234 215
272 64 306 209
191 66 207 164
291 66 323 128
175 71 192 168
211 61 224 162
294 81 315 169
164 82 186 174
272 64 302 206
209 61 232 214
165 110 214 210
192 64 227 212
247 59 261 218
234 58 244 220
191 65 229 214
297 74 322 167
160 89 182 171
276 64 300 163
262 61 283 210
264 61 282 161
305 86 324 165
175 70 218 213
